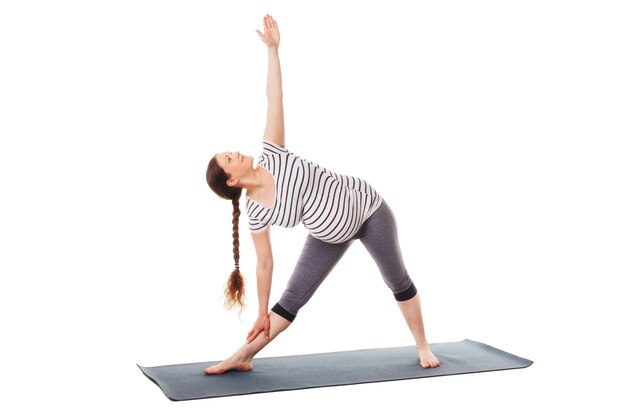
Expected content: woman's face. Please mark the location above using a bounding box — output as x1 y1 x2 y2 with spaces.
215 151 253 180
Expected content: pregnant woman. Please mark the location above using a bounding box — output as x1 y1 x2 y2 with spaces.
205 15 440 374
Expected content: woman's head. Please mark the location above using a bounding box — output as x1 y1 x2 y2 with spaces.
206 154 246 311
207 153 244 200
208 151 254 193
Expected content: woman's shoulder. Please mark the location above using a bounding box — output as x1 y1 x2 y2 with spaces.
263 139 289 155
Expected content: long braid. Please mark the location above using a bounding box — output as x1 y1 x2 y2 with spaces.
225 196 245 309
232 198 240 269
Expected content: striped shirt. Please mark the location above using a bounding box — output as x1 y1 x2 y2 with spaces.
246 140 382 244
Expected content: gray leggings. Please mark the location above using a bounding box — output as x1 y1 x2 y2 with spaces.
271 200 417 322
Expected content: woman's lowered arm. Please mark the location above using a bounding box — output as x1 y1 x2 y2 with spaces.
246 227 274 343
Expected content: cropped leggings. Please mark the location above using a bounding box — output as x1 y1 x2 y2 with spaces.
271 200 417 322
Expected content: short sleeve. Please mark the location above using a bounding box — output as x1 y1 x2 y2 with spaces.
246 192 270 233
262 140 289 155
248 217 269 233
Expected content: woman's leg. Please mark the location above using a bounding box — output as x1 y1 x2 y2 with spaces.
204 311 291 374
271 234 353 321
358 201 440 368
396 293 440 367
205 235 352 374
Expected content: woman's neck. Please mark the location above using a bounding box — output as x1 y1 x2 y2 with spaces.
241 167 265 193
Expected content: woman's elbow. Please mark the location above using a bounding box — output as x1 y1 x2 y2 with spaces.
257 260 274 271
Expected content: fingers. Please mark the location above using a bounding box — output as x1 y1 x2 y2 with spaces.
246 328 258 344
264 14 277 29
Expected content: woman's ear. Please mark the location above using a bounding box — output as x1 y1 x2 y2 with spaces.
226 178 239 187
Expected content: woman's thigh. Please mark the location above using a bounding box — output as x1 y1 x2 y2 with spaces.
358 201 415 296
275 234 352 318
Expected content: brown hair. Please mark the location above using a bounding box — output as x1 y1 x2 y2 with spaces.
206 156 245 310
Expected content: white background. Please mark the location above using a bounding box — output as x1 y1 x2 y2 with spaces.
1 0 625 415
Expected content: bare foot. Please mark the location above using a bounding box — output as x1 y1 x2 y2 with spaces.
417 345 441 368
204 355 254 375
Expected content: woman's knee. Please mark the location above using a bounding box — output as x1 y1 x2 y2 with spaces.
271 301 298 322
392 281 417 302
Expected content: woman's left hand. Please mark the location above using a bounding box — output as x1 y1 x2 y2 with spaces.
246 312 271 343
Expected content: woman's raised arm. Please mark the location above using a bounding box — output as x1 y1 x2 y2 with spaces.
256 15 284 147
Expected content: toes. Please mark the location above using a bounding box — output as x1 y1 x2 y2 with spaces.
204 366 223 375
419 356 441 368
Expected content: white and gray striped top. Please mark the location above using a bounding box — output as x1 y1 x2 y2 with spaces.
246 140 382 244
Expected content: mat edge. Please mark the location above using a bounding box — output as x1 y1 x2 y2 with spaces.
137 364 181 402
462 339 534 367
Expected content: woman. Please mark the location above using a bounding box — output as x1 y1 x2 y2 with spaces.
205 15 440 374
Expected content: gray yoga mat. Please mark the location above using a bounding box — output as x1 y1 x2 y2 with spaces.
138 339 532 401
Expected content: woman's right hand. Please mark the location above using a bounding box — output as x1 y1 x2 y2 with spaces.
246 312 271 343
256 14 280 49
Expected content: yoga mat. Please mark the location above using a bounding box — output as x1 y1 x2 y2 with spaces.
138 339 532 401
